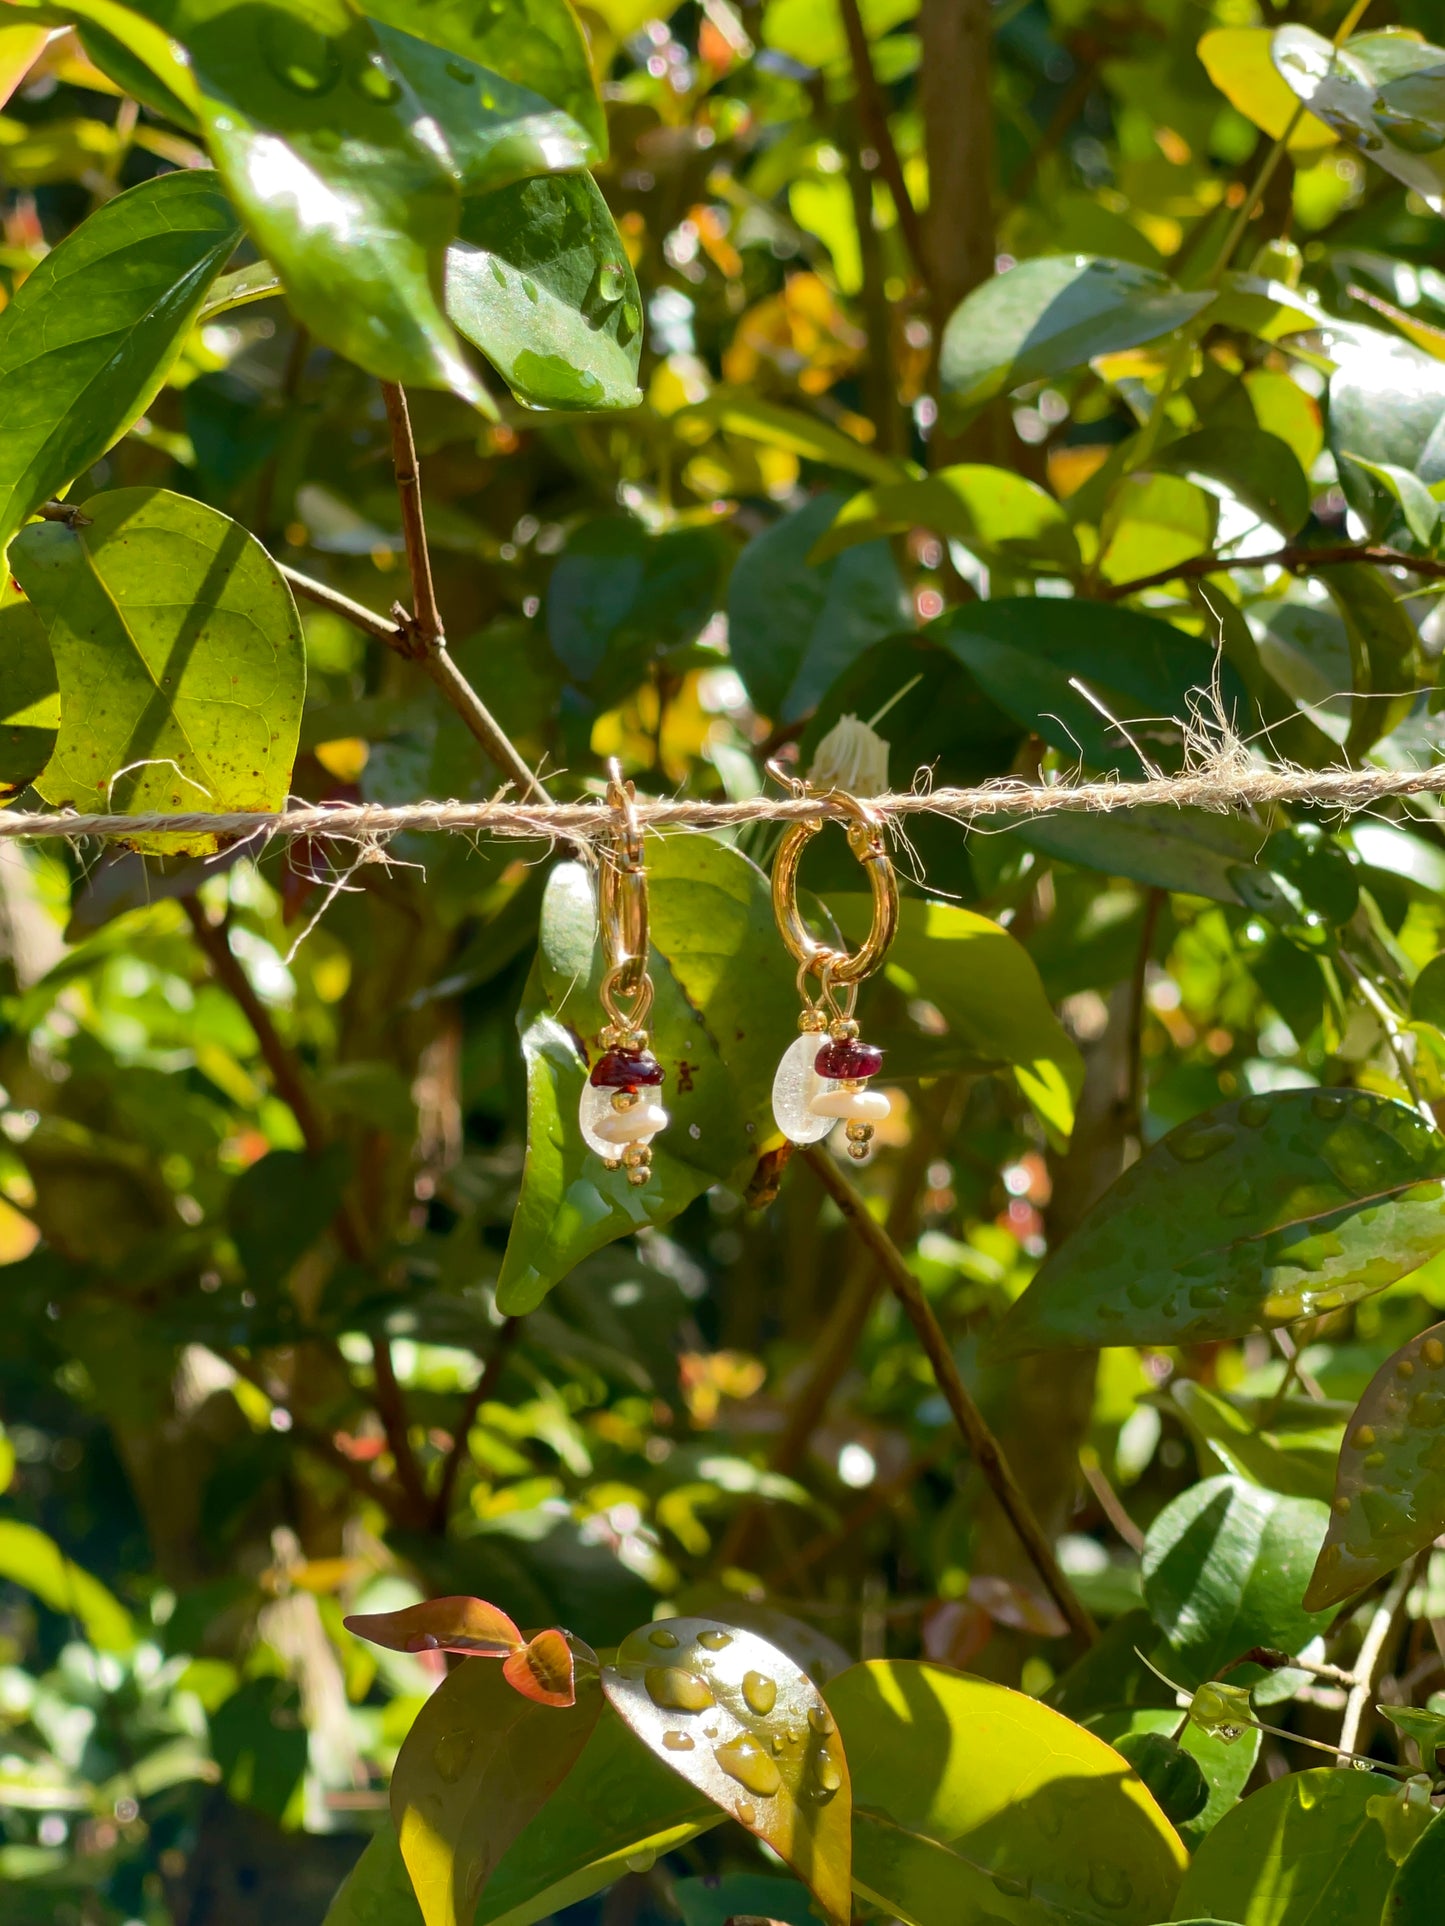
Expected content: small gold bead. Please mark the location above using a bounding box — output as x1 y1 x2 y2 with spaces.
829 1017 860 1041
845 1121 873 1144
840 1079 866 1093
603 1156 623 1171
612 1088 641 1112
800 1011 828 1034
622 1143 651 1168
626 1166 650 1186
846 1141 870 1161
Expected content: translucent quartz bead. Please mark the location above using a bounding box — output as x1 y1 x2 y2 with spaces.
579 1083 668 1160
772 1031 836 1145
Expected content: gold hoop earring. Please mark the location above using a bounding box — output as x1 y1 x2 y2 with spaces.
578 766 667 1187
769 786 898 1161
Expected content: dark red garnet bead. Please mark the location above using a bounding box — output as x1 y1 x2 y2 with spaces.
815 1038 884 1081
590 1048 665 1089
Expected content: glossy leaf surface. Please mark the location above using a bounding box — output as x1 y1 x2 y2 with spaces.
479 1710 720 1926
1383 1805 1445 1924
810 465 1080 574
11 488 305 854
345 1595 524 1655
1087 1706 1258 1848
939 256 1213 417
1196 26 1334 157
0 580 58 802
990 1091 1445 1356
830 895 1083 1139
932 598 1241 776
1174 1767 1428 1925
1141 1476 1331 1685
603 1616 851 1926
1167 1380 1343 1505
1147 427 1311 535
1008 806 1263 904
1327 327 1445 533
1304 1318 1445 1610
446 174 642 412
1274 27 1445 214
392 1643 602 1926
497 840 797 1314
728 491 908 722
827 1660 1186 1926
132 0 478 400
0 169 241 560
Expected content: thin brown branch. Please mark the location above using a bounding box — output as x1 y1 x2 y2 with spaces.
1338 1560 1416 1761
431 1317 522 1529
1100 541 1445 602
802 1144 1098 1647
182 896 429 1525
280 563 408 646
380 382 445 651
1079 1452 1145 1554
835 0 926 284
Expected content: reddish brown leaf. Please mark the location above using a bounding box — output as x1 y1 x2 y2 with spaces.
503 1629 577 1707
344 1595 524 1657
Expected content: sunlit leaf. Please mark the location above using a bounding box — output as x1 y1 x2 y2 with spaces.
1384 1802 1445 1923
0 1519 135 1653
1148 426 1311 536
826 1660 1187 1926
0 169 241 559
673 391 910 486
0 579 57 803
809 465 1080 574
1274 27 1445 214
12 487 306 854
939 257 1214 419
1142 1476 1331 1685
1175 1767 1428 1925
1197 26 1335 157
603 1616 851 1926
345 1595 525 1656
991 1091 1445 1357
391 1642 602 1926
1166 1379 1343 1505
1305 1318 1445 1611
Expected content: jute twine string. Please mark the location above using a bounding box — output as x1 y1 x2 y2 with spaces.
3 760 1445 846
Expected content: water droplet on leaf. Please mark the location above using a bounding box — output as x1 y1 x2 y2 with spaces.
714 1733 783 1797
697 1629 733 1650
742 1670 777 1715
645 1666 715 1712
432 1730 474 1783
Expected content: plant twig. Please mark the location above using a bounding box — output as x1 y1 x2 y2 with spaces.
802 1144 1098 1647
431 1316 522 1529
1101 541 1445 601
1339 1561 1416 1760
380 382 446 653
835 0 926 283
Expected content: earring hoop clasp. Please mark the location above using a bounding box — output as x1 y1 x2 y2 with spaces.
771 790 898 988
599 763 652 1035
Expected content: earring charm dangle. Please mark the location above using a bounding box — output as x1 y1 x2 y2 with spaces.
770 789 898 1161
579 769 668 1186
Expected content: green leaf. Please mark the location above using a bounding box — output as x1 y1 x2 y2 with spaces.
826 1660 1187 1926
1148 427 1312 536
1327 326 1445 534
1339 451 1442 549
808 465 1080 574
131 0 480 401
0 169 241 561
1174 1767 1428 1925
0 579 57 803
939 257 1214 419
446 174 641 413
990 1091 1445 1357
1085 1706 1258 1849
1273 27 1445 215
323 1829 423 1926
478 1710 720 1926
1304 1318 1445 1611
546 519 724 703
673 1877 820 1926
1167 1379 1343 1505
212 1676 308 1819
227 1146 351 1282
602 1616 852 1926
830 895 1083 1141
1411 953 1445 1028
0 1519 135 1652
391 1643 602 1926
1141 1476 1331 1684
674 391 913 487
361 0 605 157
1322 562 1421 758
1109 1731 1207 1827
1384 1806 1445 1925
1197 26 1335 157
931 598 1242 777
11 487 306 855
11 0 202 128
1008 807 1264 904
1379 1704 1445 1763
727 493 909 722
497 838 797 1314
1100 473 1216 587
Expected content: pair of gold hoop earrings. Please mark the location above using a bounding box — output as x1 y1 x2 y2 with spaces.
580 767 899 1186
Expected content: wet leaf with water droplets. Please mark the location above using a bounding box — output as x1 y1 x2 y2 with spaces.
1272 26 1445 215
1305 1318 1445 1610
602 1616 851 1926
1175 1766 1429 1925
1143 1476 1332 1685
390 1637 600 1926
826 1660 1186 1926
990 1091 1445 1357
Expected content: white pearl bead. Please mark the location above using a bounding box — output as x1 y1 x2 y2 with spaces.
807 1087 890 1123
591 1100 669 1146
